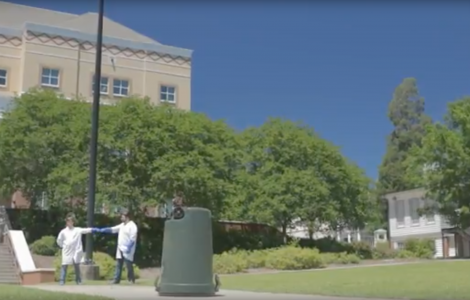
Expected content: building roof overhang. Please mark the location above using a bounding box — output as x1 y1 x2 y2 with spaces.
0 22 193 59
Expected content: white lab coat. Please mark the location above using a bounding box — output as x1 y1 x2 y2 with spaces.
110 221 138 261
56 227 92 265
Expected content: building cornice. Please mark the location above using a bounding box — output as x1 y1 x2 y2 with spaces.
0 23 193 59
0 25 22 38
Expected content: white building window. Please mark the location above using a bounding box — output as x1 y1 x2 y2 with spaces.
0 69 7 87
93 76 109 94
409 198 421 225
424 199 435 224
113 79 129 97
160 85 176 103
395 200 405 227
396 242 404 250
41 68 60 87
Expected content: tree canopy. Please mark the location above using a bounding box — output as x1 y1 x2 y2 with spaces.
376 78 432 229
406 97 470 229
0 89 373 235
378 77 432 194
226 118 373 238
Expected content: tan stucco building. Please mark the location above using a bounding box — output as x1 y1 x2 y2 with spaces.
0 1 192 112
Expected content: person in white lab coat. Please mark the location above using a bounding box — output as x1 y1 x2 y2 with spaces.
98 209 138 284
56 213 100 285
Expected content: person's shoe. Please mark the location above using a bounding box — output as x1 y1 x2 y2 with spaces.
76 281 82 285
59 282 65 286
110 280 120 285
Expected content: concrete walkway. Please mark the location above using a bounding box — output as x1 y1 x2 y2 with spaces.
29 285 393 300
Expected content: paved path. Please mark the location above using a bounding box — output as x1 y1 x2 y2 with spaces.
29 285 392 300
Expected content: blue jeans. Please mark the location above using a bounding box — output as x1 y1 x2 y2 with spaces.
59 263 81 284
113 252 134 283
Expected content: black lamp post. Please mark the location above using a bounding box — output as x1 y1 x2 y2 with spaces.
85 0 105 264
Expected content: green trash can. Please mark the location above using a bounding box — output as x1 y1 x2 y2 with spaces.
156 207 220 296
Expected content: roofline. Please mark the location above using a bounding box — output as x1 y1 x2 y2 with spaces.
0 23 193 59
0 25 22 37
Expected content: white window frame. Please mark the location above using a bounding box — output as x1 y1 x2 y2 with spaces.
160 85 176 103
41 68 60 88
93 76 109 95
424 199 436 224
395 199 405 228
112 79 129 97
409 198 420 226
0 69 7 87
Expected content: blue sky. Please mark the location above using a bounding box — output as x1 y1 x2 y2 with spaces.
12 1 470 179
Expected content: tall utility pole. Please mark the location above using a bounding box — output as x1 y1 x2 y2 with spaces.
85 0 105 264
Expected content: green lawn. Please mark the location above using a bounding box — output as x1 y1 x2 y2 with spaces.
220 261 470 300
0 285 112 300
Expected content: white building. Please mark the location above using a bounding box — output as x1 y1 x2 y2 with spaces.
385 187 458 258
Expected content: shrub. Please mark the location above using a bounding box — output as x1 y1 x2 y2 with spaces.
54 251 140 282
372 242 396 259
335 252 361 264
396 249 415 259
350 241 373 259
30 235 58 256
320 253 338 265
245 249 271 268
404 238 435 258
299 237 353 253
320 252 360 265
213 252 247 274
265 246 325 270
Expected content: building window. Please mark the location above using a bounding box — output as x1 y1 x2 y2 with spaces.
396 242 404 250
92 76 109 95
0 69 7 87
395 200 405 227
41 68 60 87
160 85 176 103
409 198 421 225
113 79 129 97
424 199 435 223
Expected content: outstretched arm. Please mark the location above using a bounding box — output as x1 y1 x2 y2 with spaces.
56 230 65 248
79 227 102 234
100 224 122 234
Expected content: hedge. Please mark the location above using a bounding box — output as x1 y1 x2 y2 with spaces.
7 208 284 268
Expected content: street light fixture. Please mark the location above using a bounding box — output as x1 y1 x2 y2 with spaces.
84 0 105 264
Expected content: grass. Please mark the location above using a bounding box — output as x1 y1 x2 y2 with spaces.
35 261 470 299
0 285 112 300
219 261 470 300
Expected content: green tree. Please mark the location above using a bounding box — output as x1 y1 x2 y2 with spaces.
407 97 470 229
377 78 432 228
0 91 240 217
100 98 242 217
379 78 432 193
0 89 90 206
232 118 372 239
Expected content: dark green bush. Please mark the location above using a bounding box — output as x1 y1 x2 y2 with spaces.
404 238 435 258
298 237 353 253
30 235 58 256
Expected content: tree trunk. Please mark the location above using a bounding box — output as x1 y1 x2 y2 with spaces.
282 224 288 244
